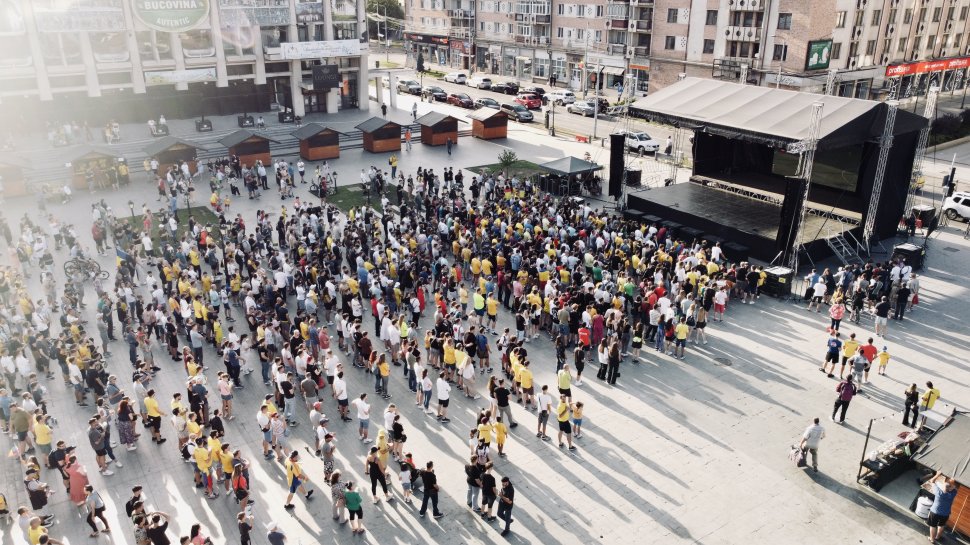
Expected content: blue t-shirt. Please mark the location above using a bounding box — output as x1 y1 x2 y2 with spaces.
931 483 958 516
826 338 842 353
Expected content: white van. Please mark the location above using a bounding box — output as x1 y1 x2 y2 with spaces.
548 90 576 105
467 76 492 89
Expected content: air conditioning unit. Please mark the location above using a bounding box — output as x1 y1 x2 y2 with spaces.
854 26 863 38
630 21 637 30
887 25 894 36
946 22 953 31
918 23 924 33
882 54 890 64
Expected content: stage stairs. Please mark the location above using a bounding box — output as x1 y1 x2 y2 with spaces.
825 228 863 266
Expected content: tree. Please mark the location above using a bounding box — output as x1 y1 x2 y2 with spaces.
416 52 425 73
366 0 404 43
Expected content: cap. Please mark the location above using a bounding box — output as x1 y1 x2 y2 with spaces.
313 401 322 410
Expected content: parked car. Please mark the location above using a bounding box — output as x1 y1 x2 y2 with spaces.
423 86 448 101
490 81 520 95
943 191 970 221
567 100 596 117
593 96 611 112
523 86 548 104
501 103 533 122
515 93 543 110
622 131 661 154
397 79 422 94
547 90 576 105
447 92 474 108
444 72 467 84
467 76 492 89
474 97 500 109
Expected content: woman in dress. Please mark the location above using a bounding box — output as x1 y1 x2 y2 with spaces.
65 455 90 506
330 470 346 522
116 397 139 451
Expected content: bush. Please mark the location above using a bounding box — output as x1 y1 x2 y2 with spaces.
931 113 962 137
498 150 518 168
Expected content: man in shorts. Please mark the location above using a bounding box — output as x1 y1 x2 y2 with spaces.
820 331 842 377
874 296 891 337
351 393 372 443
436 372 451 423
535 385 553 440
927 471 958 543
333 371 350 422
142 389 166 444
283 450 314 510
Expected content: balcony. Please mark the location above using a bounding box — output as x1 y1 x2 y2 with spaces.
634 20 651 31
536 14 551 23
608 18 629 29
629 0 653 5
729 0 766 11
724 25 762 42
448 9 474 18
633 45 650 57
607 43 627 55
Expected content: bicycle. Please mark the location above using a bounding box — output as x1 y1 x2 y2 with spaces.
64 256 110 280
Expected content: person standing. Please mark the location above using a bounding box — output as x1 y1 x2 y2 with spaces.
436 372 451 423
351 393 372 443
832 376 857 424
344 481 366 534
446 138 453 156
798 418 825 473
874 296 891 337
921 381 941 416
465 455 482 512
266 521 286 545
497 476 515 536
405 128 412 151
418 461 444 518
903 384 920 428
381 103 388 118
412 102 418 120
82 485 110 537
927 471 959 543
894 282 911 321
556 395 576 451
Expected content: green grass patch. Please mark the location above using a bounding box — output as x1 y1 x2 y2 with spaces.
120 205 221 249
324 183 388 214
468 160 545 180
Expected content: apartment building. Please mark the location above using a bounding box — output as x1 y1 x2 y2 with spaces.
405 0 648 94
649 0 970 99
0 0 371 126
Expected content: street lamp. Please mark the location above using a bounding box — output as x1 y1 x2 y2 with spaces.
128 200 135 218
771 35 788 89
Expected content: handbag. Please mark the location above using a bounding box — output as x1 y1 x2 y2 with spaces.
789 445 806 468
912 293 919 305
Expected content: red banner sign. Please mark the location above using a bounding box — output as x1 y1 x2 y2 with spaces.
886 56 970 77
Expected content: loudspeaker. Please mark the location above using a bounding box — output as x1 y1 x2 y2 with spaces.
609 133 624 198
195 119 213 132
237 115 255 128
763 266 794 298
776 179 807 254
892 243 925 270
278 111 295 123
625 169 642 187
153 124 169 137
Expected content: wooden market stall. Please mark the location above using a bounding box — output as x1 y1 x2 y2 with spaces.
219 130 278 169
0 156 30 197
467 108 508 140
67 145 125 190
143 136 209 177
292 123 343 161
355 117 401 153
415 111 461 146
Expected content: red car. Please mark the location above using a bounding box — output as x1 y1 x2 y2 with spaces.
515 93 542 110
447 93 474 108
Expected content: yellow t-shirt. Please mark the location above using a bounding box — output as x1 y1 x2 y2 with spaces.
28 525 47 545
33 422 52 445
285 459 302 485
443 344 456 365
557 400 571 422
187 420 201 436
519 368 534 389
478 422 493 443
842 339 860 358
487 298 498 316
922 388 941 409
675 323 689 340
145 397 162 418
219 450 234 473
494 422 507 443
194 446 212 471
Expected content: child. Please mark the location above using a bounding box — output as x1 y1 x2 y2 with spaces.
572 401 584 438
399 462 413 503
494 416 508 457
877 346 891 375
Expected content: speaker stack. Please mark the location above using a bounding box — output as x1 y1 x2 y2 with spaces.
891 243 925 270
609 133 624 198
762 266 794 298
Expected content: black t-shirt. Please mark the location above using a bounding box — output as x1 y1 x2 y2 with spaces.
875 301 891 317
465 463 482 486
239 520 252 539
501 482 515 505
481 473 497 497
146 521 171 545
494 387 510 407
280 380 295 399
422 470 438 490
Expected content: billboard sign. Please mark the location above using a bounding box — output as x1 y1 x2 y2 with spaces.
805 39 833 71
280 40 362 59
145 68 217 86
886 56 970 77
312 65 341 89
133 0 210 32
296 0 324 24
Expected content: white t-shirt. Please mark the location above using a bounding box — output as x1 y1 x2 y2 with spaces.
436 378 451 400
422 376 433 392
813 282 827 297
352 398 370 419
333 377 348 400
537 393 553 413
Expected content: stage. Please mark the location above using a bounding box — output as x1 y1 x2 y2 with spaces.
627 183 852 262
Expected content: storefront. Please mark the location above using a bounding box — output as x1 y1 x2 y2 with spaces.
404 33 449 66
450 41 475 71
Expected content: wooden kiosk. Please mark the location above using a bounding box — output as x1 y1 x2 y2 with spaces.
67 146 122 190
355 118 401 153
219 130 278 168
143 136 207 176
415 112 461 146
293 123 343 161
468 108 508 140
0 156 29 197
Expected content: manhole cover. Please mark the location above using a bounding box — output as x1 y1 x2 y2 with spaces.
944 247 960 252
713 357 733 366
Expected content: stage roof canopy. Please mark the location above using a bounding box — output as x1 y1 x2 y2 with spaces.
538 156 603 176
630 78 926 150
912 411 970 487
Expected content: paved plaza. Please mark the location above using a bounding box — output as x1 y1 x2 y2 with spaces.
1 107 969 545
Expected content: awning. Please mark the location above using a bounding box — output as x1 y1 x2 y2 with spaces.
538 156 603 176
912 411 970 487
601 66 625 76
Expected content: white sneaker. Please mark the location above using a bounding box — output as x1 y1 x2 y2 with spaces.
126 446 137 451
102 470 114 476
114 461 123 468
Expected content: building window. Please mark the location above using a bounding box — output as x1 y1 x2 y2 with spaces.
927 34 936 50
667 8 677 23
871 9 881 26
854 10 864 27
913 36 922 50
831 42 842 59
948 6 955 20
904 9 912 24
534 58 548 77
664 36 675 49
866 40 876 55
919 7 927 22
703 39 714 54
888 8 897 23
962 6 969 21
932 7 942 22
898 37 907 53
848 42 859 58
557 3 563 14
706 10 717 25
772 43 787 61
777 13 792 30
835 11 846 28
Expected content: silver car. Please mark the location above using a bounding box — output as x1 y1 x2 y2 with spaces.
567 100 596 117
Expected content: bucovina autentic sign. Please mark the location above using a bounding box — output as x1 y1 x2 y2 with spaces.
133 0 210 33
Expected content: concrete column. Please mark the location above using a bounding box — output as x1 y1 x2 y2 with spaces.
208 2 229 87
19 0 53 100
326 89 339 112
358 0 370 111
170 33 189 91
119 0 146 94
253 26 267 85
78 32 101 97
288 0 305 117
388 73 397 109
374 77 384 105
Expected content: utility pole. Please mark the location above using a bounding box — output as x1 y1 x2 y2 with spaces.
383 2 389 62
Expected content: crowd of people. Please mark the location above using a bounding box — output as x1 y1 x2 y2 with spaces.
0 141 954 544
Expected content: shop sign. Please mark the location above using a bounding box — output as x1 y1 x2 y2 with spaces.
296 0 324 24
145 67 217 85
281 40 362 59
886 56 970 77
805 39 833 71
133 0 210 32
